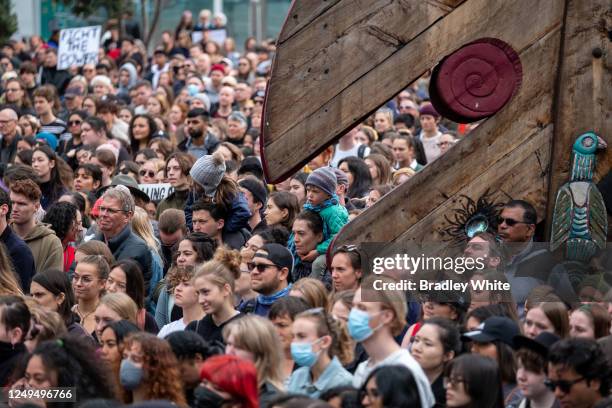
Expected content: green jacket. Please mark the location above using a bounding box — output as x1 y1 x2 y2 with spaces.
155 189 190 219
316 204 349 254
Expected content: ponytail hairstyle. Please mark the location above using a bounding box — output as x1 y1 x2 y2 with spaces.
80 254 111 280
194 246 241 293
295 308 354 365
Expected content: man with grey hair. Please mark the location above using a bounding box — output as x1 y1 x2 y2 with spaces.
94 185 152 287
0 108 20 164
226 111 248 145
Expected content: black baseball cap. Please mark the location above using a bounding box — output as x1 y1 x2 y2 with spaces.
462 316 520 347
254 243 294 272
513 331 560 358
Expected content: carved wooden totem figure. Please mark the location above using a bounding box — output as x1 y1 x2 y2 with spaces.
261 0 610 257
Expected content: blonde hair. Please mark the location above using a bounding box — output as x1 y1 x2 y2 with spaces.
0 243 22 296
291 278 329 310
361 275 407 336
99 292 138 325
392 167 416 186
146 158 166 174
295 308 354 365
223 315 284 390
132 207 161 257
194 246 241 292
24 299 67 344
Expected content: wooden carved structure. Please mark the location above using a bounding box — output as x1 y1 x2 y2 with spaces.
261 0 611 253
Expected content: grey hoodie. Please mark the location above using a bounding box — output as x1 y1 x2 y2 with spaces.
118 62 138 95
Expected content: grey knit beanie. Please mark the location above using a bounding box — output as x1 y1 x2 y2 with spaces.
189 151 226 197
305 166 337 197
333 168 349 187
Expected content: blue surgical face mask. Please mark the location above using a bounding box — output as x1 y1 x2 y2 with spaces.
120 358 143 390
188 83 200 96
291 338 322 367
348 308 381 342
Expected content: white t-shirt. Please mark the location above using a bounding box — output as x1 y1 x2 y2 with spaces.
419 131 443 163
353 348 435 408
157 318 187 339
331 143 370 167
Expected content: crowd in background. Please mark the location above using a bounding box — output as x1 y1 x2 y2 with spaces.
0 6 609 408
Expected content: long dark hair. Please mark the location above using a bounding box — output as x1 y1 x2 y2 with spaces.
31 269 75 327
338 156 372 199
110 260 145 309
361 365 422 408
269 191 300 231
33 145 65 200
129 114 158 156
444 354 504 408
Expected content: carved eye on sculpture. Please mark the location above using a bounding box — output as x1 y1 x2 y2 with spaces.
582 136 594 148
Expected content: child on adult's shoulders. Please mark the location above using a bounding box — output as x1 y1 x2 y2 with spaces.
301 167 349 262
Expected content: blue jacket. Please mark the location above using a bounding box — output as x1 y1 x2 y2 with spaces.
184 191 251 233
0 225 35 292
94 225 153 288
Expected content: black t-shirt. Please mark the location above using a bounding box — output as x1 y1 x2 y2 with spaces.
186 312 243 345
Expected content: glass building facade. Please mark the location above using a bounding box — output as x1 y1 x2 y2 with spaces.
41 0 292 51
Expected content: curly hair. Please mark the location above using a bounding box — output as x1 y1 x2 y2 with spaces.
122 332 186 405
165 265 196 292
30 335 117 405
43 201 78 242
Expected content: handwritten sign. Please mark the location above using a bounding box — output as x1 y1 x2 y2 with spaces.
138 183 175 202
208 29 227 46
57 26 102 70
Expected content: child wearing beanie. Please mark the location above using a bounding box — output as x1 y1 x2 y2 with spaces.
289 167 348 281
183 150 251 233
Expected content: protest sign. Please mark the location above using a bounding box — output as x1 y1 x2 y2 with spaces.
57 26 102 70
192 31 204 44
208 29 227 46
138 183 175 202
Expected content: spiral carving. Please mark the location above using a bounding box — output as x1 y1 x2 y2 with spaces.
430 38 522 123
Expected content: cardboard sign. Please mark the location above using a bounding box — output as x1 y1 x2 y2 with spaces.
191 31 204 44
208 28 227 46
57 26 102 70
138 183 175 202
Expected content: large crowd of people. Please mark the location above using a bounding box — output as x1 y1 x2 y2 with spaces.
0 7 609 408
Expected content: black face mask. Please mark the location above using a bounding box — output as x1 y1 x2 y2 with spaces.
193 385 231 408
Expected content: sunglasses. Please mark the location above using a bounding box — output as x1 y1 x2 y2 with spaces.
544 377 584 394
498 217 530 227
69 120 82 126
247 262 278 272
139 170 156 178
